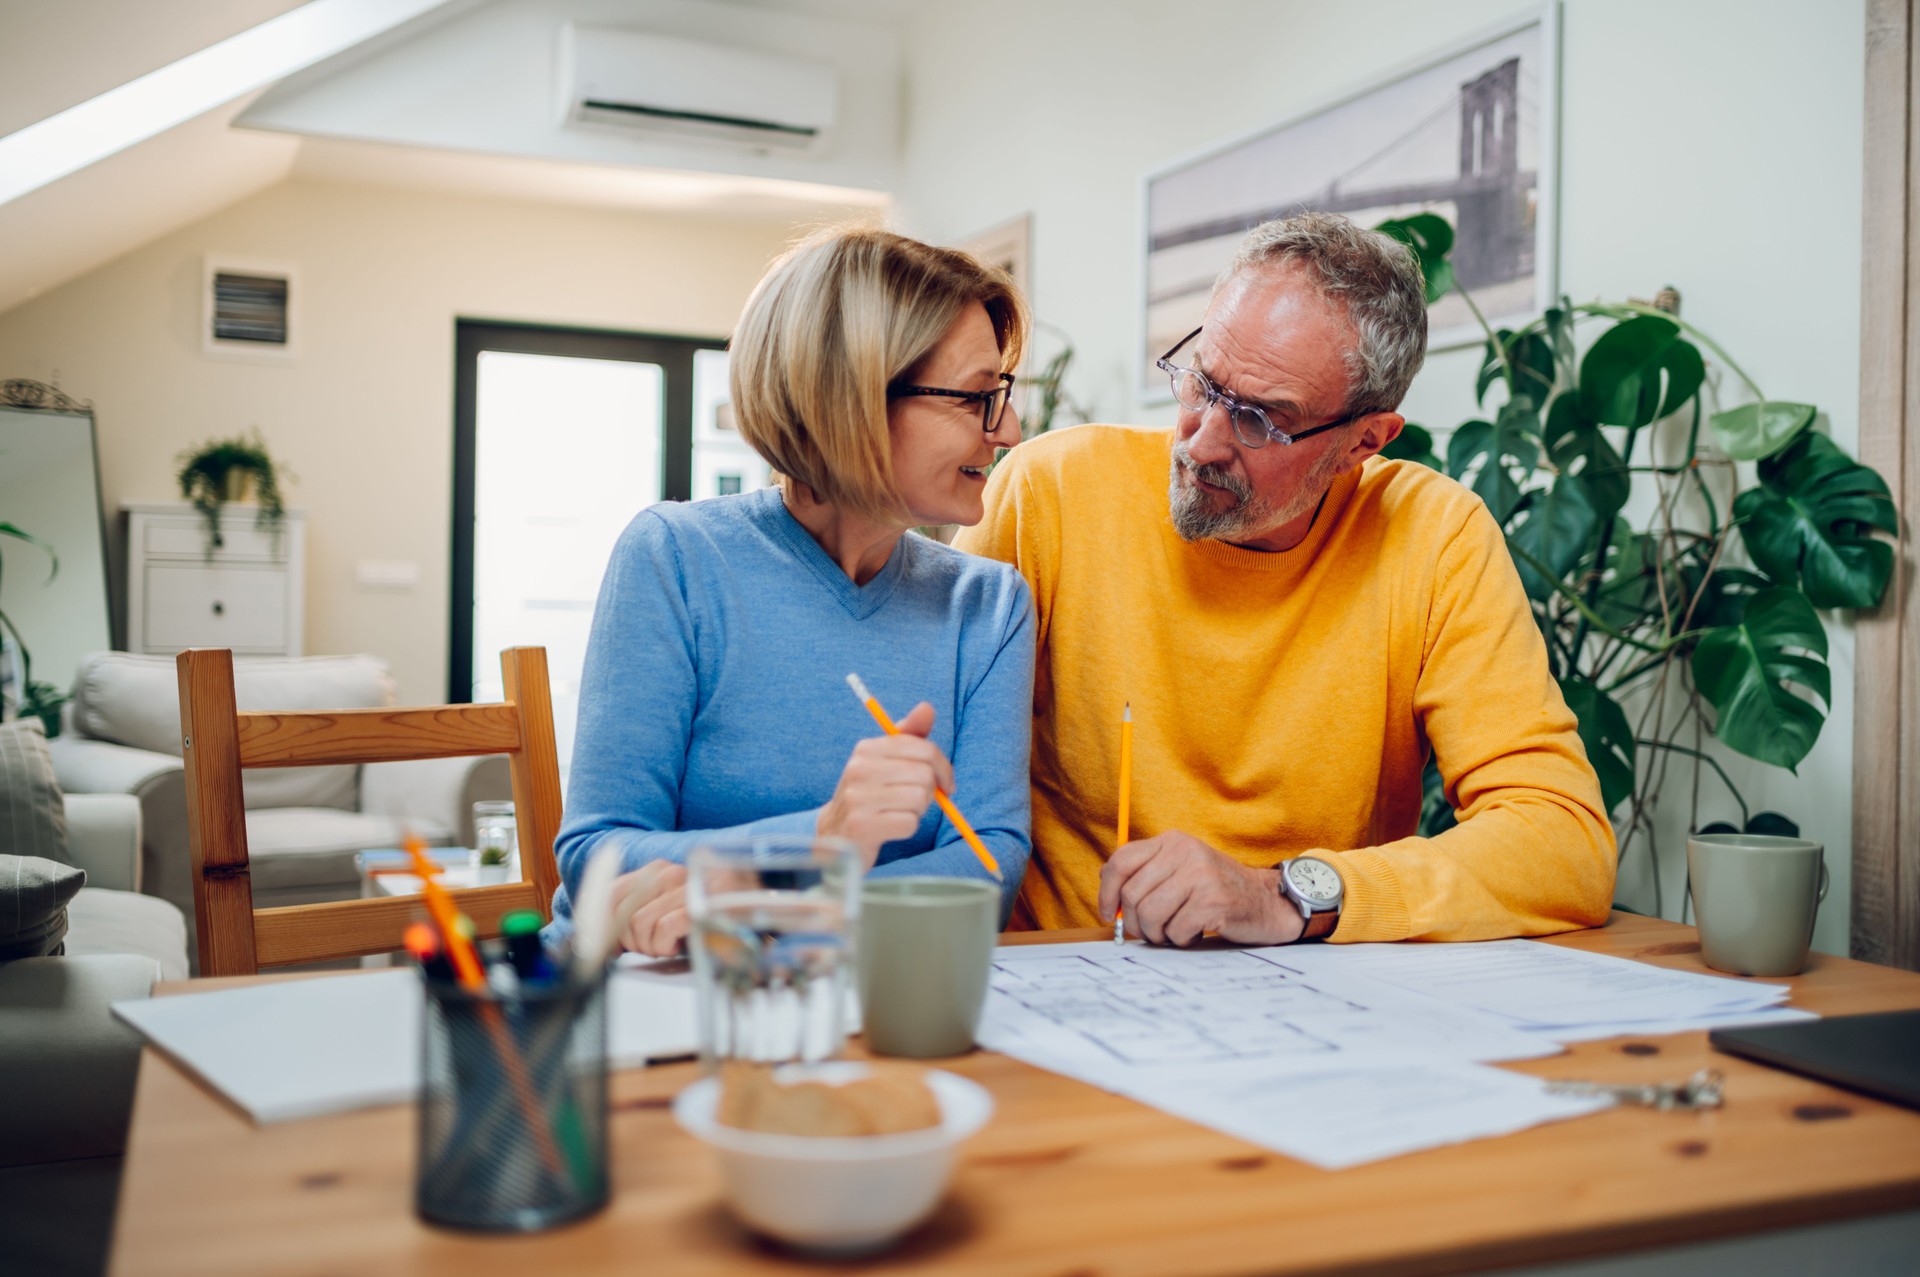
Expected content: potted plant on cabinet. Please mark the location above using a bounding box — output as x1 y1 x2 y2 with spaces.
176 428 288 556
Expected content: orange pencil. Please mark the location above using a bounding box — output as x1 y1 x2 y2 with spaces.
1114 702 1132 946
844 674 1001 880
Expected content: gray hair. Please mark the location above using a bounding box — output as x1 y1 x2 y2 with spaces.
1220 211 1428 414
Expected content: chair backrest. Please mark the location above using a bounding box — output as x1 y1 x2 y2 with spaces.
177 646 565 977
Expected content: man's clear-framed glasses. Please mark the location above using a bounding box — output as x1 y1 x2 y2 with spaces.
889 372 1017 432
1156 327 1364 449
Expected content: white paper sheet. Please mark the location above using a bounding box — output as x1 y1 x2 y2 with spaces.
979 941 1561 1100
1133 1061 1613 1170
113 967 698 1123
1277 939 1791 1033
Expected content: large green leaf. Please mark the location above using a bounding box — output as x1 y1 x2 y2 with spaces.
1691 588 1831 772
0 521 58 583
1418 755 1458 837
1558 676 1637 813
1734 432 1896 609
1380 422 1441 470
1594 522 1660 629
1543 392 1629 519
1447 401 1540 524
1578 315 1705 428
1475 329 1557 409
1708 400 1815 461
1373 214 1454 303
1507 476 1600 602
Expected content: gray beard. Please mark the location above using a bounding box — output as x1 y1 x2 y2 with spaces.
1167 441 1340 543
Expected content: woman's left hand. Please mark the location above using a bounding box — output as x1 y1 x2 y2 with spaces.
610 861 690 957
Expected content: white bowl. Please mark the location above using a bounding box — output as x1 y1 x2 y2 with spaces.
672 1063 993 1254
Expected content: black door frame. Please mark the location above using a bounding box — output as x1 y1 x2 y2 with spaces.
450 319 726 703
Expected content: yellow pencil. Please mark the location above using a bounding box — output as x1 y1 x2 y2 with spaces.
844 674 1001 880
1114 702 1132 945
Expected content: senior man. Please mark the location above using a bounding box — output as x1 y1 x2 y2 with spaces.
954 211 1615 946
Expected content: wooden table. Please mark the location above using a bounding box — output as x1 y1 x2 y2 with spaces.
110 913 1920 1276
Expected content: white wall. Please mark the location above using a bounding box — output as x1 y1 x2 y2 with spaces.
0 178 800 703
881 0 1867 954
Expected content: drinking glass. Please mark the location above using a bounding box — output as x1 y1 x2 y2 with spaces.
472 800 518 883
684 835 862 1067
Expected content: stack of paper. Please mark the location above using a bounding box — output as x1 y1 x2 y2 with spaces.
114 968 699 1123
978 942 1612 1169
1280 939 1815 1042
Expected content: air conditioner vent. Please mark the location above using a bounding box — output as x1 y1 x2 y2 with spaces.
560 25 838 154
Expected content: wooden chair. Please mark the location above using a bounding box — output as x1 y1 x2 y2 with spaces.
177 646 565 977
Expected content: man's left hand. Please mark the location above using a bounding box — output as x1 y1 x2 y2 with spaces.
1098 832 1305 947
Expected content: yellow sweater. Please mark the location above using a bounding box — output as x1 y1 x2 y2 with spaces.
953 425 1616 942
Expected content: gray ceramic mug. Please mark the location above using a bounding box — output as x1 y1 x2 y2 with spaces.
1687 833 1828 977
857 878 999 1058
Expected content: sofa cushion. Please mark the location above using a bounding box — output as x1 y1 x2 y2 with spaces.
1 718 68 864
0 856 85 960
244 808 453 891
71 652 396 812
65 888 188 982
0 953 158 1169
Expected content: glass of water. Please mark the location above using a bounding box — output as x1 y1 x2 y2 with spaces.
685 835 862 1067
472 800 517 883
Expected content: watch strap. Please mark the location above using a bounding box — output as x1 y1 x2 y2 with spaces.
1300 907 1339 941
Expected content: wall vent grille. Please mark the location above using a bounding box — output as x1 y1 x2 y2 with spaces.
211 271 289 345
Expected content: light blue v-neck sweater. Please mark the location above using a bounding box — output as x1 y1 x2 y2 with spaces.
546 487 1035 938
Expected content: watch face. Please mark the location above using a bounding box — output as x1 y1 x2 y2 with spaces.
1287 858 1341 905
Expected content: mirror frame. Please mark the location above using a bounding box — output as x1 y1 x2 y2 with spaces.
0 379 116 686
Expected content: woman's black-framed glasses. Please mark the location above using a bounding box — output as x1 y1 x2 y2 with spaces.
889 372 1017 432
1156 326 1363 449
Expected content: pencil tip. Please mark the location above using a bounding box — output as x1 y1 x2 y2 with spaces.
1123 702 1132 721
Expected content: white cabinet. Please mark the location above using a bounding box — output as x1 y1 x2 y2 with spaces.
124 503 305 656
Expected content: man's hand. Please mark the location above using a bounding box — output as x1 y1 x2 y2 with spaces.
1098 832 1306 947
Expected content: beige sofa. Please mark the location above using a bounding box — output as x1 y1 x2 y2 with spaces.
0 792 187 1277
47 653 511 971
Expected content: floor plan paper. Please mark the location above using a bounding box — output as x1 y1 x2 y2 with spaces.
1130 1061 1613 1170
980 942 1560 1090
978 942 1609 1169
1277 939 1793 1033
113 967 698 1123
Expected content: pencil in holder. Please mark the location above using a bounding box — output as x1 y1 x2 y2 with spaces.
415 970 610 1232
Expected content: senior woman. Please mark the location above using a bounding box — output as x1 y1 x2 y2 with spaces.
547 226 1034 956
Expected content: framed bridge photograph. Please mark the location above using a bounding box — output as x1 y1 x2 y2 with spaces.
1140 6 1559 399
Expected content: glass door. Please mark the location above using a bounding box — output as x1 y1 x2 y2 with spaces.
451 321 727 775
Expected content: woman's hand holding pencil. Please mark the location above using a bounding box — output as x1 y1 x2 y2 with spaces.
842 675 1001 880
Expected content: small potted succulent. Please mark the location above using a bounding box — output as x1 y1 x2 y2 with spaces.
176 428 288 556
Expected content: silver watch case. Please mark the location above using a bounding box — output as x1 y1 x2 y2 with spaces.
1279 856 1344 920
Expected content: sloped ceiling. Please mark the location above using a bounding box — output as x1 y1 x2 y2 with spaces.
0 0 899 318
0 0 312 136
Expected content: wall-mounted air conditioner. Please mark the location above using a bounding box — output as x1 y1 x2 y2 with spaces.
558 24 838 155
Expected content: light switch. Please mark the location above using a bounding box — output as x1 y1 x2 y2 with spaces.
355 559 418 592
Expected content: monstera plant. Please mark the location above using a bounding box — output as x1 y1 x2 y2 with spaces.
1375 215 1896 899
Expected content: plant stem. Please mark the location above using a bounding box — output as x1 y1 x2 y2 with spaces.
1453 280 1521 399
1635 738 1749 827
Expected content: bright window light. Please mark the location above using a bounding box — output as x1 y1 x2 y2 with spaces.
0 0 452 207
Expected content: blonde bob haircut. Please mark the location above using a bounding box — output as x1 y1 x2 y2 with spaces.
730 225 1027 523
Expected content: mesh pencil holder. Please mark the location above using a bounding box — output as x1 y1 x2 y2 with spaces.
415 970 610 1232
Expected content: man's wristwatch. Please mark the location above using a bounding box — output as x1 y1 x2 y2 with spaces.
1278 856 1343 941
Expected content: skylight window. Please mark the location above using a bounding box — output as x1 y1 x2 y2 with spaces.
0 0 453 207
